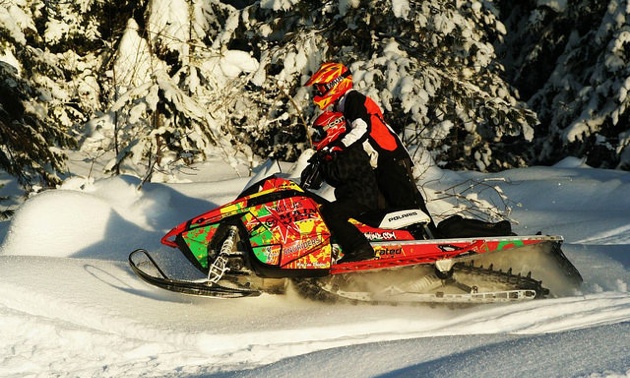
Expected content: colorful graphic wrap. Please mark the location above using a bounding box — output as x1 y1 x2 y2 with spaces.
173 177 333 271
332 236 559 274
370 237 546 261
181 224 220 269
242 195 332 269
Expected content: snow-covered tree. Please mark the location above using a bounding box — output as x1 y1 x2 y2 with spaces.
84 0 265 180
0 0 83 189
236 0 538 171
5 0 630 190
0 61 74 187
0 0 113 186
497 0 630 170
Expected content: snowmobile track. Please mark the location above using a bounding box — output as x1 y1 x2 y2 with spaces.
292 261 548 306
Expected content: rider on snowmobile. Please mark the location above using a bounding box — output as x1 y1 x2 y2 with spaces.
302 111 383 263
304 62 437 234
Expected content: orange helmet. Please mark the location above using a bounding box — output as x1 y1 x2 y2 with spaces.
305 62 353 109
310 111 347 150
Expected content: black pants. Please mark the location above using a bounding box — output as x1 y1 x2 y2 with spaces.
320 199 372 254
376 157 437 232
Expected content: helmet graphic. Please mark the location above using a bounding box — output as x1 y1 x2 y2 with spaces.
305 62 353 109
310 111 347 150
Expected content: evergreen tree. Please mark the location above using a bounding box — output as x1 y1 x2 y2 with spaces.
83 0 262 180
497 0 630 169
235 0 538 171
4 0 630 186
0 61 73 188
0 0 108 187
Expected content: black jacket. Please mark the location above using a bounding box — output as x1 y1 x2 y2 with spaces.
319 143 383 211
336 90 410 163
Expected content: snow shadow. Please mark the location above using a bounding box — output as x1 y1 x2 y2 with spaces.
82 262 195 303
0 175 219 261
70 179 220 260
381 322 630 378
218 323 630 378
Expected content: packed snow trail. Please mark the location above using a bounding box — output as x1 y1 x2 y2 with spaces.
1 254 629 376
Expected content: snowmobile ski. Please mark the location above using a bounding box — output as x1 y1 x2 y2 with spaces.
129 249 261 298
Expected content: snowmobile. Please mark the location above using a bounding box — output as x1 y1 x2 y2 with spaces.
129 174 583 305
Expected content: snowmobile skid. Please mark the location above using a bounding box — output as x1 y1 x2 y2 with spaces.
129 175 583 305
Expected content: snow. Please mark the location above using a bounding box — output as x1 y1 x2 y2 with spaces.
114 19 154 90
537 0 568 12
147 0 190 56
1 155 630 377
259 0 300 12
391 0 411 19
0 1 32 47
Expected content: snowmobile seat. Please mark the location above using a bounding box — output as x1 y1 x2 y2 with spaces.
356 208 432 230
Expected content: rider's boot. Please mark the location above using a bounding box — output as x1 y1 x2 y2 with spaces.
337 243 375 264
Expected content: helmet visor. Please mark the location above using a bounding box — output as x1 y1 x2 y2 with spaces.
314 83 328 97
310 126 326 144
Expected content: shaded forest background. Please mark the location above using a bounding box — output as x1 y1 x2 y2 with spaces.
1 0 630 192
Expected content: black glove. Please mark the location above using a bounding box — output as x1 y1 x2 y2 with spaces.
300 161 324 189
319 142 344 161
